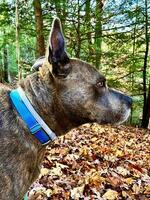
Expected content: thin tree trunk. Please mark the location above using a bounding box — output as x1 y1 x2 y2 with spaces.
142 81 150 128
130 0 139 124
85 0 92 61
0 54 3 82
33 0 45 57
141 0 149 128
130 27 136 124
76 0 81 58
15 0 22 80
94 0 103 69
3 45 8 82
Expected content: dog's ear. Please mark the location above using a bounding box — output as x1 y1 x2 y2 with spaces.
48 18 71 78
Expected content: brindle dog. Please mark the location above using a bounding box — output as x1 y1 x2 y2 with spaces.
0 18 132 200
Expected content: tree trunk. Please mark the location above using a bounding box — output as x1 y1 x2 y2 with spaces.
142 81 150 128
141 0 149 128
3 45 9 82
0 54 3 82
15 0 22 80
33 0 45 57
76 0 81 58
85 0 92 61
94 0 103 69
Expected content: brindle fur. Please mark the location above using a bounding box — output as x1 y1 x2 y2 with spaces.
0 18 131 200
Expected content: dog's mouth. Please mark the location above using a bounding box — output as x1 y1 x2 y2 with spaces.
68 112 96 127
95 107 131 125
115 108 131 125
78 107 131 126
75 117 96 126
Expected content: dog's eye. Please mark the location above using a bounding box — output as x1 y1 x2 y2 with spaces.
96 79 106 88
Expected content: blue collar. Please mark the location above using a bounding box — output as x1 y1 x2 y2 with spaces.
9 87 57 145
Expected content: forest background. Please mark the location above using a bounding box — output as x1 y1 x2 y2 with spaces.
0 0 149 128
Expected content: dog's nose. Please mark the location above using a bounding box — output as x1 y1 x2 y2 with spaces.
123 95 132 108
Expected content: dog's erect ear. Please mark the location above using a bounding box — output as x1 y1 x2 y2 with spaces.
48 18 71 78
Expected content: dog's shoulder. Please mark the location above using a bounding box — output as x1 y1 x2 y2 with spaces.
0 84 15 130
0 83 12 107
0 83 12 95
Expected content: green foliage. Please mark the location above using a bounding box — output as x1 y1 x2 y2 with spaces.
0 0 149 126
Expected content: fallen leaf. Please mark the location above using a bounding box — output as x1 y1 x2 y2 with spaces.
102 189 118 200
70 185 84 200
132 184 141 194
124 177 134 185
116 166 130 176
40 168 50 176
108 176 123 187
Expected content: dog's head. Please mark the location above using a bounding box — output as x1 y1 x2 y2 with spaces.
33 18 132 125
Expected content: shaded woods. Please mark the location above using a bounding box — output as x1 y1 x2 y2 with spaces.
0 0 149 128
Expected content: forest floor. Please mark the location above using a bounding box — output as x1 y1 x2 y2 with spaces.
27 123 150 200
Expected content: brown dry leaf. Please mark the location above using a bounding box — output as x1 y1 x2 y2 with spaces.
116 166 130 176
91 137 98 142
65 153 79 160
88 172 104 188
124 177 134 185
70 185 84 200
144 185 150 194
79 147 89 157
108 176 123 187
115 149 124 157
40 168 50 176
132 183 141 194
50 165 63 176
128 162 143 173
59 147 70 156
56 163 69 169
45 189 52 197
29 191 47 200
52 185 64 195
102 189 119 200
122 191 129 198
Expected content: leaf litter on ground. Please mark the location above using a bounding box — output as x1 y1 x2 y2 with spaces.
27 123 150 200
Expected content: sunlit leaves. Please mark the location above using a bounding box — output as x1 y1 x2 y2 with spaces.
28 123 150 199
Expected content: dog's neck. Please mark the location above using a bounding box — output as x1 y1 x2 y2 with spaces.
19 71 73 138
